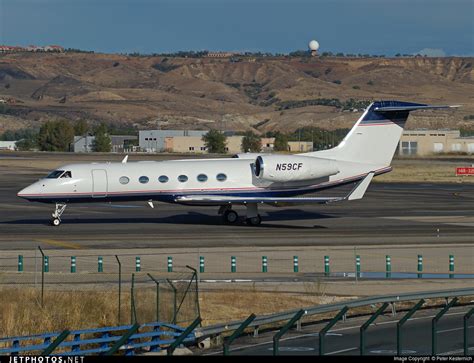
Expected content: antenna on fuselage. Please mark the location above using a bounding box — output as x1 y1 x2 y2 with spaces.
121 155 128 164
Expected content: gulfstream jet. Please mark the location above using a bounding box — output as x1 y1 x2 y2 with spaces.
17 101 457 226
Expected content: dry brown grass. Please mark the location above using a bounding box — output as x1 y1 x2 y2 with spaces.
0 286 352 338
0 288 125 337
375 159 474 183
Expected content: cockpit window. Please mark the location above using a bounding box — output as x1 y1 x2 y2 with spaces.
46 170 65 179
61 171 72 178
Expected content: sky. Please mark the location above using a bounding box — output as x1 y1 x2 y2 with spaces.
1 0 473 56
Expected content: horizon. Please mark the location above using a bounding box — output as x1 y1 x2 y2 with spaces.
1 0 472 57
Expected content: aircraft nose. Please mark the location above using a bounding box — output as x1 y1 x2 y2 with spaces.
17 184 39 200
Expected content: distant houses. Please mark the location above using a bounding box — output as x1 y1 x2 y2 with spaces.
0 45 64 54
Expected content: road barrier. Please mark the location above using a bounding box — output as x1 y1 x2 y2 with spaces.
44 256 49 273
449 255 454 278
385 255 391 278
199 256 205 273
70 256 76 273
417 255 423 278
4 253 469 276
324 256 330 277
356 255 361 277
135 257 141 272
231 256 236 273
1 283 473 356
196 288 474 338
0 321 196 355
98 256 103 273
293 256 298 273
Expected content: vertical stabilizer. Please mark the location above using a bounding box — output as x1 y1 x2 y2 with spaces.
304 101 456 166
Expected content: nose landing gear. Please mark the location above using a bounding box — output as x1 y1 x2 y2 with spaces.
51 203 67 226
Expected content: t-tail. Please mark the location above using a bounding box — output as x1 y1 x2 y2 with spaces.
305 100 459 166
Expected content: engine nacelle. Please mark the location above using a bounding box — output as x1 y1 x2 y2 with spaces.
254 155 339 182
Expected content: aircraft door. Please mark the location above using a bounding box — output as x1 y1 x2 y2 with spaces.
92 169 108 198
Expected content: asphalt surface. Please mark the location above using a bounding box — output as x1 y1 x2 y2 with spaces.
202 306 473 356
0 167 473 250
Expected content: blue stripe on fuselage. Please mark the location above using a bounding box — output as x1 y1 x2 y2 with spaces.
21 168 391 204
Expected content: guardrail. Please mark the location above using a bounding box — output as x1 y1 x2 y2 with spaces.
0 321 195 355
195 287 474 338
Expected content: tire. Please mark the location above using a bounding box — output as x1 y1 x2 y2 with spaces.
223 210 238 224
52 218 61 226
246 215 262 226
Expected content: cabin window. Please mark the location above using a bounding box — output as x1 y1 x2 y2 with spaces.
158 175 169 183
178 175 188 183
197 174 208 182
60 171 72 178
216 173 227 182
119 176 130 185
139 176 149 184
46 170 65 179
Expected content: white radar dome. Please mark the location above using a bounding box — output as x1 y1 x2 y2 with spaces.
308 40 319 51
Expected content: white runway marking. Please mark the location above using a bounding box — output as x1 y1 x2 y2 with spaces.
325 347 358 355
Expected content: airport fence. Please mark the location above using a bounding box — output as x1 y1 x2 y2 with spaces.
1 245 473 277
1 245 473 337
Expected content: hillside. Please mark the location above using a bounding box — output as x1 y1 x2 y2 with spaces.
0 52 473 134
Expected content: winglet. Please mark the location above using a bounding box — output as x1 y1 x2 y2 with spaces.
121 155 128 164
347 172 375 201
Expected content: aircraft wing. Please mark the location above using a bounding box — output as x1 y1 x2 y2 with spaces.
175 172 374 206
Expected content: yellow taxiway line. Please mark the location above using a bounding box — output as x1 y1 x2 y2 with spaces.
35 239 83 250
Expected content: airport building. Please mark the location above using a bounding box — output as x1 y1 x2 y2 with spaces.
73 135 138 153
164 135 244 154
139 130 208 152
288 141 314 152
398 129 474 156
0 141 17 150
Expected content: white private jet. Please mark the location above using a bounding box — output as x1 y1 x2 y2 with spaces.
17 101 457 226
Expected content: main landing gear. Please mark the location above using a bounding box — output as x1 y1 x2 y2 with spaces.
51 203 67 226
218 204 262 226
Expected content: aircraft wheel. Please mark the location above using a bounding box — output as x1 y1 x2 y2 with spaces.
246 214 262 226
223 210 238 224
52 218 61 226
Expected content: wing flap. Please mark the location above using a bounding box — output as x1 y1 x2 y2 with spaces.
175 172 375 206
175 195 343 205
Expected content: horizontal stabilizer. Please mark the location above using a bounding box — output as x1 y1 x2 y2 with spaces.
347 172 374 201
374 104 460 112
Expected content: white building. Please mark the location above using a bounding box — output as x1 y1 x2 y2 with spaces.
139 130 208 152
0 141 17 150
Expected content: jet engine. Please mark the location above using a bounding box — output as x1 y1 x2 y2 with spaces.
254 155 339 182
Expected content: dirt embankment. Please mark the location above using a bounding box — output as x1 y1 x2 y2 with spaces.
0 53 472 134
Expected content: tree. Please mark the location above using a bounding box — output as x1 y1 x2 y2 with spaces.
74 119 89 135
38 120 74 151
202 129 227 153
273 132 289 151
241 131 261 152
92 123 111 152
